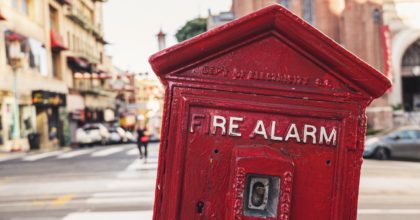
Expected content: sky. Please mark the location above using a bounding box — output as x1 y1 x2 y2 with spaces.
103 0 232 74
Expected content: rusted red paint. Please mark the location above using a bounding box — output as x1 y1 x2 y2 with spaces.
149 4 391 220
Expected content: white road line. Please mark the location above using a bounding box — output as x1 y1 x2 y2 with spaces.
57 149 95 159
358 209 420 214
126 148 139 156
0 154 24 162
91 147 124 157
62 211 153 220
125 159 159 171
91 191 155 197
86 195 154 204
106 179 156 190
22 151 64 161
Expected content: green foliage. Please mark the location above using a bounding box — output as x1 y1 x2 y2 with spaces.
175 18 207 42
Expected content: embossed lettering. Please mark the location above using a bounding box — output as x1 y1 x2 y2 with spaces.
189 112 338 146
250 120 268 139
229 117 243 137
320 127 337 146
285 123 301 143
303 124 317 144
211 115 226 135
190 114 205 133
270 121 283 141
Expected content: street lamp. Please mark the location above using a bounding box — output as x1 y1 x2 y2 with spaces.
8 33 24 150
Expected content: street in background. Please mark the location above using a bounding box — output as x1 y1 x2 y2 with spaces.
364 126 420 160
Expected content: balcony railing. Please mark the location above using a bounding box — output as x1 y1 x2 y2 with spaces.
66 6 92 31
66 6 105 43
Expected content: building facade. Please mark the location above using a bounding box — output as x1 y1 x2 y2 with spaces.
134 74 164 139
384 0 420 112
225 0 392 129
0 0 111 151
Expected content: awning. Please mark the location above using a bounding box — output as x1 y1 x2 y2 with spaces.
54 0 72 5
0 8 6 20
67 56 91 72
99 72 112 79
6 32 23 41
50 30 67 51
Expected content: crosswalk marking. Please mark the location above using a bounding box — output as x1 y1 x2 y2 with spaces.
0 144 158 163
90 191 155 197
106 178 156 190
125 158 159 171
126 148 138 156
0 154 24 162
22 151 64 161
86 191 155 204
62 211 153 220
91 147 124 157
358 209 420 215
57 149 95 159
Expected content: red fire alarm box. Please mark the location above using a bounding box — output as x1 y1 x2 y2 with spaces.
149 4 391 220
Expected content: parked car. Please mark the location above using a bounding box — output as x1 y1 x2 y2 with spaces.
363 126 420 160
108 127 126 144
81 124 110 145
75 128 93 147
125 131 136 143
108 127 136 144
108 129 122 144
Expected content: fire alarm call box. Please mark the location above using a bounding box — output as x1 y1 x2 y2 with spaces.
149 4 391 220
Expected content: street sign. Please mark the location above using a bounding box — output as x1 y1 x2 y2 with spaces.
149 4 391 220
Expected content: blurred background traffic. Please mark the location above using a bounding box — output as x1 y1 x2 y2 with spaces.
0 0 419 220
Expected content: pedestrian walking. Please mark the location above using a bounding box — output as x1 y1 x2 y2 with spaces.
136 125 149 163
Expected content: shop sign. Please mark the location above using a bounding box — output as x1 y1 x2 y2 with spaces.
32 90 66 107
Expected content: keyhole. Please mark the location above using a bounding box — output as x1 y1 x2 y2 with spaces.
197 201 205 214
251 182 266 207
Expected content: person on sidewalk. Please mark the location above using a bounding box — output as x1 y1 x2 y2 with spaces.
136 125 149 163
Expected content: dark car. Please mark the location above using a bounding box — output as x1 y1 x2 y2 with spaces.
363 126 420 160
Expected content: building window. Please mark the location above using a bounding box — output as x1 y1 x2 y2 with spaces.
301 0 315 25
278 0 290 9
52 51 61 79
21 0 28 16
49 6 59 31
402 40 420 67
12 0 18 8
4 30 48 75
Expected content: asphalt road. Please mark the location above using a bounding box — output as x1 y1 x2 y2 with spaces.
1 144 420 220
358 159 420 220
0 143 158 220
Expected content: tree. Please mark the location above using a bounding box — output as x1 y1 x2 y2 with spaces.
175 18 207 42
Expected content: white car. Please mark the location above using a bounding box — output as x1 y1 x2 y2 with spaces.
109 131 122 143
82 124 110 145
75 128 93 147
109 127 133 143
125 131 136 143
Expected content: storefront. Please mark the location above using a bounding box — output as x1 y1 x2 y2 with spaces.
32 90 68 149
0 91 37 152
84 93 116 124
